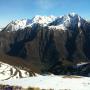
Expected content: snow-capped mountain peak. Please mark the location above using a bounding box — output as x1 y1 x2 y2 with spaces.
3 13 86 31
30 15 56 26
4 15 56 31
5 19 30 31
48 13 85 30
69 12 77 17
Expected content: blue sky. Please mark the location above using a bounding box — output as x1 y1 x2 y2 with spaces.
0 0 90 27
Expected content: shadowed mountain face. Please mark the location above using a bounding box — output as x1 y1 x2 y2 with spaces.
0 14 90 76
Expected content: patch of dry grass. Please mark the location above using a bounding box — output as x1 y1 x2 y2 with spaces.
62 75 82 78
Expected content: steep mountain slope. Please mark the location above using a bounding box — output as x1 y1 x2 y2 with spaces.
0 13 90 76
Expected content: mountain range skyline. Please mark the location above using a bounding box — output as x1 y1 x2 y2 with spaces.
0 12 90 76
0 0 90 28
0 0 90 89
2 13 86 31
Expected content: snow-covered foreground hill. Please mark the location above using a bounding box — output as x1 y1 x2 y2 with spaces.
0 62 90 90
0 75 90 90
0 62 35 80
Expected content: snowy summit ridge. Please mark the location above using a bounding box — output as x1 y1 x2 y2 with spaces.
4 13 86 31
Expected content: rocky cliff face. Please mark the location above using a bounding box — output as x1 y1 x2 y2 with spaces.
0 13 90 76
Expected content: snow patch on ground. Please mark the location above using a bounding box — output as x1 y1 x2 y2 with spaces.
0 62 32 80
77 62 88 66
0 75 90 90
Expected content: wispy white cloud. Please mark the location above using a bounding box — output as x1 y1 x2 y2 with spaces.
36 0 55 10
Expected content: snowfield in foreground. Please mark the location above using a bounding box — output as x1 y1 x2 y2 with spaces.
0 62 33 80
0 75 90 90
